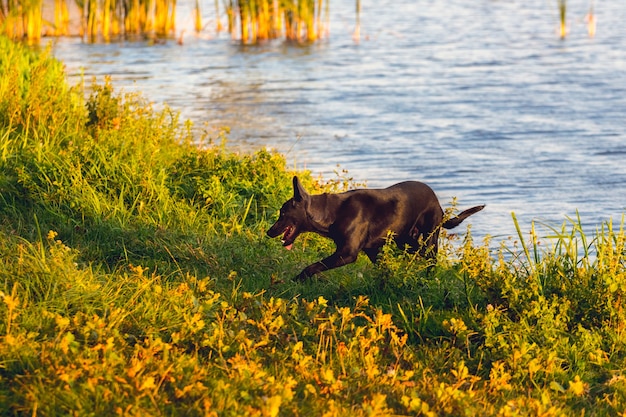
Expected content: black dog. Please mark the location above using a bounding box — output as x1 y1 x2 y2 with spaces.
267 176 484 281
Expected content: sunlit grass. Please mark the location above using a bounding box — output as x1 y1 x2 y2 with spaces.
2 37 626 415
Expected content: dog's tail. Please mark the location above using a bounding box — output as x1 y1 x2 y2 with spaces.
442 205 485 229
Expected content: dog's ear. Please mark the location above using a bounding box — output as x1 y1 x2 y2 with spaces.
292 176 309 202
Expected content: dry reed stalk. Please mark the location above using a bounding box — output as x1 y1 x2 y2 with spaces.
144 0 155 34
194 0 201 32
315 0 322 37
53 0 70 35
271 0 282 37
168 0 176 33
25 0 43 41
102 0 111 40
6 0 23 39
0 0 340 43
0 0 44 41
225 0 236 38
586 3 595 37
86 0 98 40
353 0 359 42
71 0 174 41
558 0 566 38
110 0 123 37
298 0 316 42
238 0 248 42
124 0 142 35
230 0 328 44
214 0 223 32
257 0 270 40
157 0 175 34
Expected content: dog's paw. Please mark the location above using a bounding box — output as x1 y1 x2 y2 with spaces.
293 271 310 282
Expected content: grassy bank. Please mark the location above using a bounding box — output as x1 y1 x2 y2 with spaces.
1 37 626 416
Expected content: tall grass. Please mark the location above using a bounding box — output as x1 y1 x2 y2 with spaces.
0 0 335 43
53 0 71 35
225 0 329 44
0 0 42 41
2 37 626 415
84 0 177 41
0 0 177 42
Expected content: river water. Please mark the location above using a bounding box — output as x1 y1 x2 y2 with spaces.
51 0 626 244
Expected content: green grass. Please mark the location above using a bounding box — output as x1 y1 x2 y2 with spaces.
2 36 626 415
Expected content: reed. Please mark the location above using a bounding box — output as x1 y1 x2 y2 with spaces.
1 0 21 39
194 0 201 32
585 2 595 37
0 0 43 41
558 0 567 38
76 0 176 40
53 0 70 35
25 0 43 41
85 0 98 40
157 0 176 34
0 0 353 43
230 0 329 44
123 0 141 35
353 0 359 42
214 0 222 32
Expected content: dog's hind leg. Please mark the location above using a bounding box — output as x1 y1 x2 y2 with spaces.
406 226 440 262
363 248 380 263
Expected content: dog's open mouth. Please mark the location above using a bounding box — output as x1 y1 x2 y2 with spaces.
281 226 295 250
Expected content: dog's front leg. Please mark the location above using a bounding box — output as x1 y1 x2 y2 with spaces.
295 250 359 281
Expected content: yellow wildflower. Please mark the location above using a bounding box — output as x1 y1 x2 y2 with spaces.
569 375 586 396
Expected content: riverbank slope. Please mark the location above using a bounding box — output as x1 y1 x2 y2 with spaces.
1 37 625 415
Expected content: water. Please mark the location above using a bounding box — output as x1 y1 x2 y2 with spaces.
51 0 626 243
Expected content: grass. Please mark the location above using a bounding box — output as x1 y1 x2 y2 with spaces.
2 36 626 415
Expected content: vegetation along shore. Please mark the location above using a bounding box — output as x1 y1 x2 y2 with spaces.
1 37 626 415
0 0 335 43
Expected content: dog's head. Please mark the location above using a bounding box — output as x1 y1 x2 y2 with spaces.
267 176 310 250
